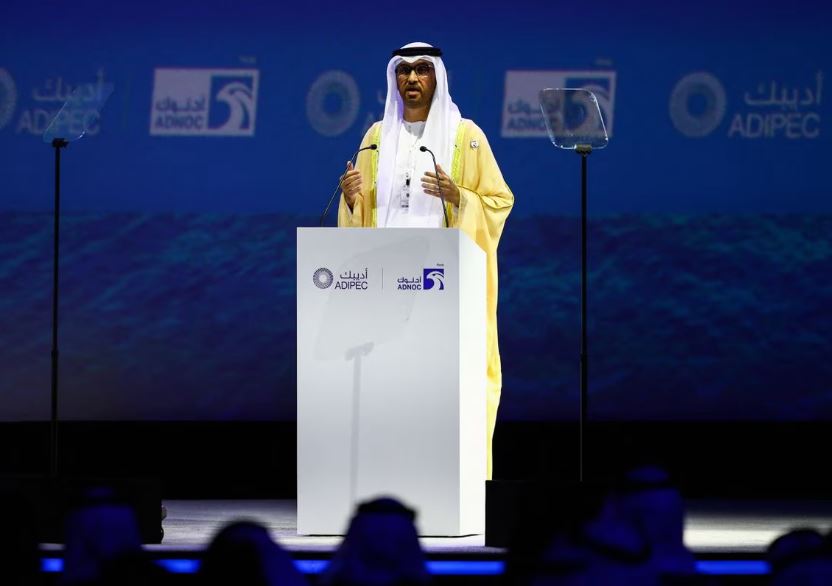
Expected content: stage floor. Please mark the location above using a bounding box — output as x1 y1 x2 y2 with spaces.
153 499 832 555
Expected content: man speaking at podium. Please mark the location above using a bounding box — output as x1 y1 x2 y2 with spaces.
338 42 513 479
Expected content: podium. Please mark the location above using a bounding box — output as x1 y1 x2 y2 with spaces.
296 227 486 536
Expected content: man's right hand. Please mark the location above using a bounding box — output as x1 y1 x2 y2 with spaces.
340 161 362 210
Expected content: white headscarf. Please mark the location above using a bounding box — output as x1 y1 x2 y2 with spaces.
376 42 462 227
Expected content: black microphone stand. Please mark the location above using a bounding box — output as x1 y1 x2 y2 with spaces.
319 144 377 226
50 137 68 479
419 146 450 227
539 88 608 490
576 143 591 483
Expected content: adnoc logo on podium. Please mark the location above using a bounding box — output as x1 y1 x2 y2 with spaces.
150 68 259 137
423 268 445 291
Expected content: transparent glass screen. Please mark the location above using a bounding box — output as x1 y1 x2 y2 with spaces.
43 82 114 143
539 88 609 150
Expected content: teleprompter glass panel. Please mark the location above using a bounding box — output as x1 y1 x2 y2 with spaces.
43 82 114 143
539 88 608 150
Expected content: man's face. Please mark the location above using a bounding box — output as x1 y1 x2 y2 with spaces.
396 59 436 110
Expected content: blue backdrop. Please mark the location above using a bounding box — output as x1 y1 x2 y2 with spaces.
1 0 830 420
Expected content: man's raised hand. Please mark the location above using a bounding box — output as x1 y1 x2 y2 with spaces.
340 161 363 210
421 164 460 207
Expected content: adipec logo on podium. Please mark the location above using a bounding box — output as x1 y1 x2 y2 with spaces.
313 268 334 289
150 68 259 137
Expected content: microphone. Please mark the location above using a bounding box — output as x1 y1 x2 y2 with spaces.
319 144 378 227
420 146 450 228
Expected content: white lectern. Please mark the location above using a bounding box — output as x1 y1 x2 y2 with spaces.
297 228 486 536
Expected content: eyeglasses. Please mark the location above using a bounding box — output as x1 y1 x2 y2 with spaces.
396 63 434 79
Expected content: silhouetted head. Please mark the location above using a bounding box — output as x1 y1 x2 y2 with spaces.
200 520 306 586
768 528 832 584
62 487 143 585
615 466 688 544
321 497 429 586
508 482 662 585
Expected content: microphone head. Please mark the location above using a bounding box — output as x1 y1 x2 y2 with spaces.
419 146 427 152
369 144 378 150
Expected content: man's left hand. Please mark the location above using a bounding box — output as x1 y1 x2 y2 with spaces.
422 164 460 207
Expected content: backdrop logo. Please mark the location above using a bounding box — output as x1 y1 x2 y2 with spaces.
150 68 259 137
0 69 17 130
669 72 727 138
728 71 823 140
15 69 108 137
313 267 334 289
670 70 823 140
423 268 445 291
502 70 616 138
306 70 361 137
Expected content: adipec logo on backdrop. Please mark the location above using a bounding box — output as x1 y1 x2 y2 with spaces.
150 68 259 136
502 70 616 138
306 70 361 137
0 68 18 131
13 69 109 137
669 72 727 138
670 70 823 139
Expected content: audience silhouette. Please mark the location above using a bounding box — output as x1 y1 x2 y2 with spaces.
62 487 143 585
321 496 431 586
7 479 832 584
767 527 832 585
198 520 307 586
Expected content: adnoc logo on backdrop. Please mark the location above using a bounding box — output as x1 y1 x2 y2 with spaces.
150 68 259 137
0 68 18 131
502 70 616 138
